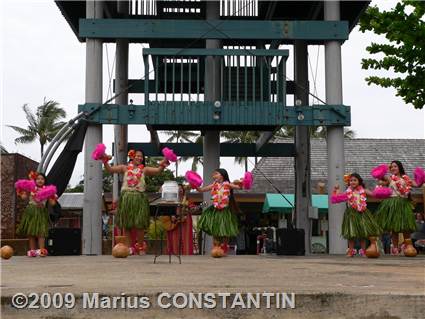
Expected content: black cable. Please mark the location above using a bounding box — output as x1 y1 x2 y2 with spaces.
247 158 294 208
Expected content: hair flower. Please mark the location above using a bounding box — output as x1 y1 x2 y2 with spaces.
128 149 136 159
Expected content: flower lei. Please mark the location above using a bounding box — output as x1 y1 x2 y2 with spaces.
211 181 230 210
346 186 367 213
126 162 144 188
391 174 412 196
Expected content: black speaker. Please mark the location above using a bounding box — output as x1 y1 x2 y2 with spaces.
276 228 305 256
46 228 81 255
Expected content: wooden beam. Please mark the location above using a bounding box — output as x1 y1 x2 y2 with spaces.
121 142 296 157
79 19 349 42
255 131 276 153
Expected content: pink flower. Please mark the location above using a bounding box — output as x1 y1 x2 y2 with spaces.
372 186 393 199
242 172 253 190
15 179 36 193
371 164 388 179
91 143 106 161
34 185 57 202
162 147 178 162
331 193 348 204
185 171 203 188
414 167 425 187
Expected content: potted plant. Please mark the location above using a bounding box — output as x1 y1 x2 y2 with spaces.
147 219 167 254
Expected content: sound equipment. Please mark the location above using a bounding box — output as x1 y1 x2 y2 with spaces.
46 228 81 255
276 228 305 256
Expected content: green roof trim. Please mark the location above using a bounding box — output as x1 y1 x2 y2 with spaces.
262 194 328 214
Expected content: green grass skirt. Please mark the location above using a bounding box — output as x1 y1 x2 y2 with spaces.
116 191 150 229
341 207 382 240
197 206 239 238
17 204 49 237
375 197 416 233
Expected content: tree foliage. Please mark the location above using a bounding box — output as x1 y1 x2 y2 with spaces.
0 143 8 154
221 131 260 171
163 131 203 172
274 126 355 139
359 1 425 109
65 159 181 193
8 99 67 156
66 169 113 193
162 130 199 175
144 157 181 192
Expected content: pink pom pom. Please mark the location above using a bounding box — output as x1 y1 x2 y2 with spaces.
331 193 348 204
185 171 203 188
34 185 57 202
162 147 177 162
372 186 393 199
15 179 36 193
371 164 388 179
91 143 106 161
242 172 253 190
414 167 425 187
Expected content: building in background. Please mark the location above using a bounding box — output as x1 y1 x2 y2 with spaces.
1 153 38 239
251 138 425 195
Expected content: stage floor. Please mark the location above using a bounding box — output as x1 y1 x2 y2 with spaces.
2 255 424 318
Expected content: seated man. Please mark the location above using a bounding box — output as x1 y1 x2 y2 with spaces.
159 184 194 255
411 213 425 252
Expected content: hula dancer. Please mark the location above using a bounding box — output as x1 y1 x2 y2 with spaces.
332 173 382 257
16 172 57 257
103 149 169 255
375 161 420 256
196 168 241 257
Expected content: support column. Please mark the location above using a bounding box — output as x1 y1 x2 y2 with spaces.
83 0 103 255
325 0 346 254
113 1 129 205
294 41 311 254
202 1 221 253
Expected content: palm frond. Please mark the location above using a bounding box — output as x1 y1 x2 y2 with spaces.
22 104 39 130
7 125 33 136
344 128 356 139
0 144 8 154
38 100 66 122
8 99 67 156
15 135 37 144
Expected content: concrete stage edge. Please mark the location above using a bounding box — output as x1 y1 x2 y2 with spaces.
1 255 424 319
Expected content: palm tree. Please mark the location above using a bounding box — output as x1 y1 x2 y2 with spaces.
179 135 203 172
0 143 8 154
310 126 356 139
221 131 260 172
8 99 66 157
275 126 355 139
162 130 200 176
275 126 295 138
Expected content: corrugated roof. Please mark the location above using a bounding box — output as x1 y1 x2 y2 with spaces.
251 138 425 194
58 193 84 210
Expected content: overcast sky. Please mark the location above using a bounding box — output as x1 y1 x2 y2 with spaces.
1 0 424 187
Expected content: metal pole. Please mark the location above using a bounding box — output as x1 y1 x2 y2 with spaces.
202 1 221 254
294 40 311 254
113 1 129 206
42 126 74 173
37 112 85 172
325 0 346 254
83 0 104 255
